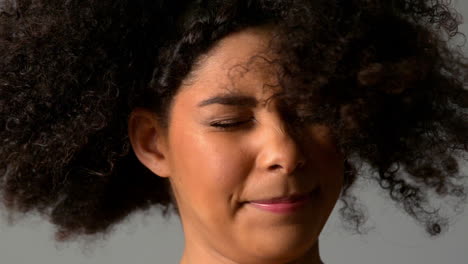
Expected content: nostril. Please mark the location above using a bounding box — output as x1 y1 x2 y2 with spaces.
268 159 305 173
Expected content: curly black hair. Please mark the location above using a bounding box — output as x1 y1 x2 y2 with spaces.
0 0 467 241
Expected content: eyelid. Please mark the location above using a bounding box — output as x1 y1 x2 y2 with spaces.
209 117 255 130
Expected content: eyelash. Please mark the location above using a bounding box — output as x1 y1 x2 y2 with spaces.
209 116 316 131
210 119 253 130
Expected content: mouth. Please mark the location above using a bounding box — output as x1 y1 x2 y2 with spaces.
244 190 317 213
246 190 315 204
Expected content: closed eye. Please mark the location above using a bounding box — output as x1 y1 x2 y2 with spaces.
210 119 253 130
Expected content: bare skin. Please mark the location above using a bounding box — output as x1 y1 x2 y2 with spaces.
129 26 343 264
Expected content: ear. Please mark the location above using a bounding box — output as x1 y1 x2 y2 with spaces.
128 107 171 178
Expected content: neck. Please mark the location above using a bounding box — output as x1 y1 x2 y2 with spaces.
284 242 324 264
179 239 324 264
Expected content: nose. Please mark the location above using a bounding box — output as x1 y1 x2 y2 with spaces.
255 117 306 175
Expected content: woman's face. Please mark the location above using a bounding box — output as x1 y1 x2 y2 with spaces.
135 27 344 264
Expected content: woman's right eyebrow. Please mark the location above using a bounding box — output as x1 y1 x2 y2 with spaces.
197 94 258 108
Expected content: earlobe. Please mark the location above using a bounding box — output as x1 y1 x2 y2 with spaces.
128 108 171 178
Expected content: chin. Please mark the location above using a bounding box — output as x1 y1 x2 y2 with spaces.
244 231 318 263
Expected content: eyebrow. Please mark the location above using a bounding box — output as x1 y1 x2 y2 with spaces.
197 94 258 108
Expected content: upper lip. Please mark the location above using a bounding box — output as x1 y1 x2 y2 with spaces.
248 192 312 204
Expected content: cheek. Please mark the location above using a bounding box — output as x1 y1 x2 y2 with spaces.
308 126 344 179
317 159 344 206
313 150 343 190
171 129 251 199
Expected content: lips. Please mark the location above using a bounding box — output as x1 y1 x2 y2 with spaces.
248 192 312 204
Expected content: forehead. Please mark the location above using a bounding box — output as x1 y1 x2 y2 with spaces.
177 26 283 104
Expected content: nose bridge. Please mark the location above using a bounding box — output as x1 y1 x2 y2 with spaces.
256 110 306 175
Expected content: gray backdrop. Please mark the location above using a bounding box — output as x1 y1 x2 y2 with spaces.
1 1 468 263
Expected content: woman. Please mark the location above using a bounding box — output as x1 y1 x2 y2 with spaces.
1 0 467 263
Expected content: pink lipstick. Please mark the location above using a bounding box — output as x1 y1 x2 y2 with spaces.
247 192 312 213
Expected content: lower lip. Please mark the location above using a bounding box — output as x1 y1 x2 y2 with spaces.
247 192 313 213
